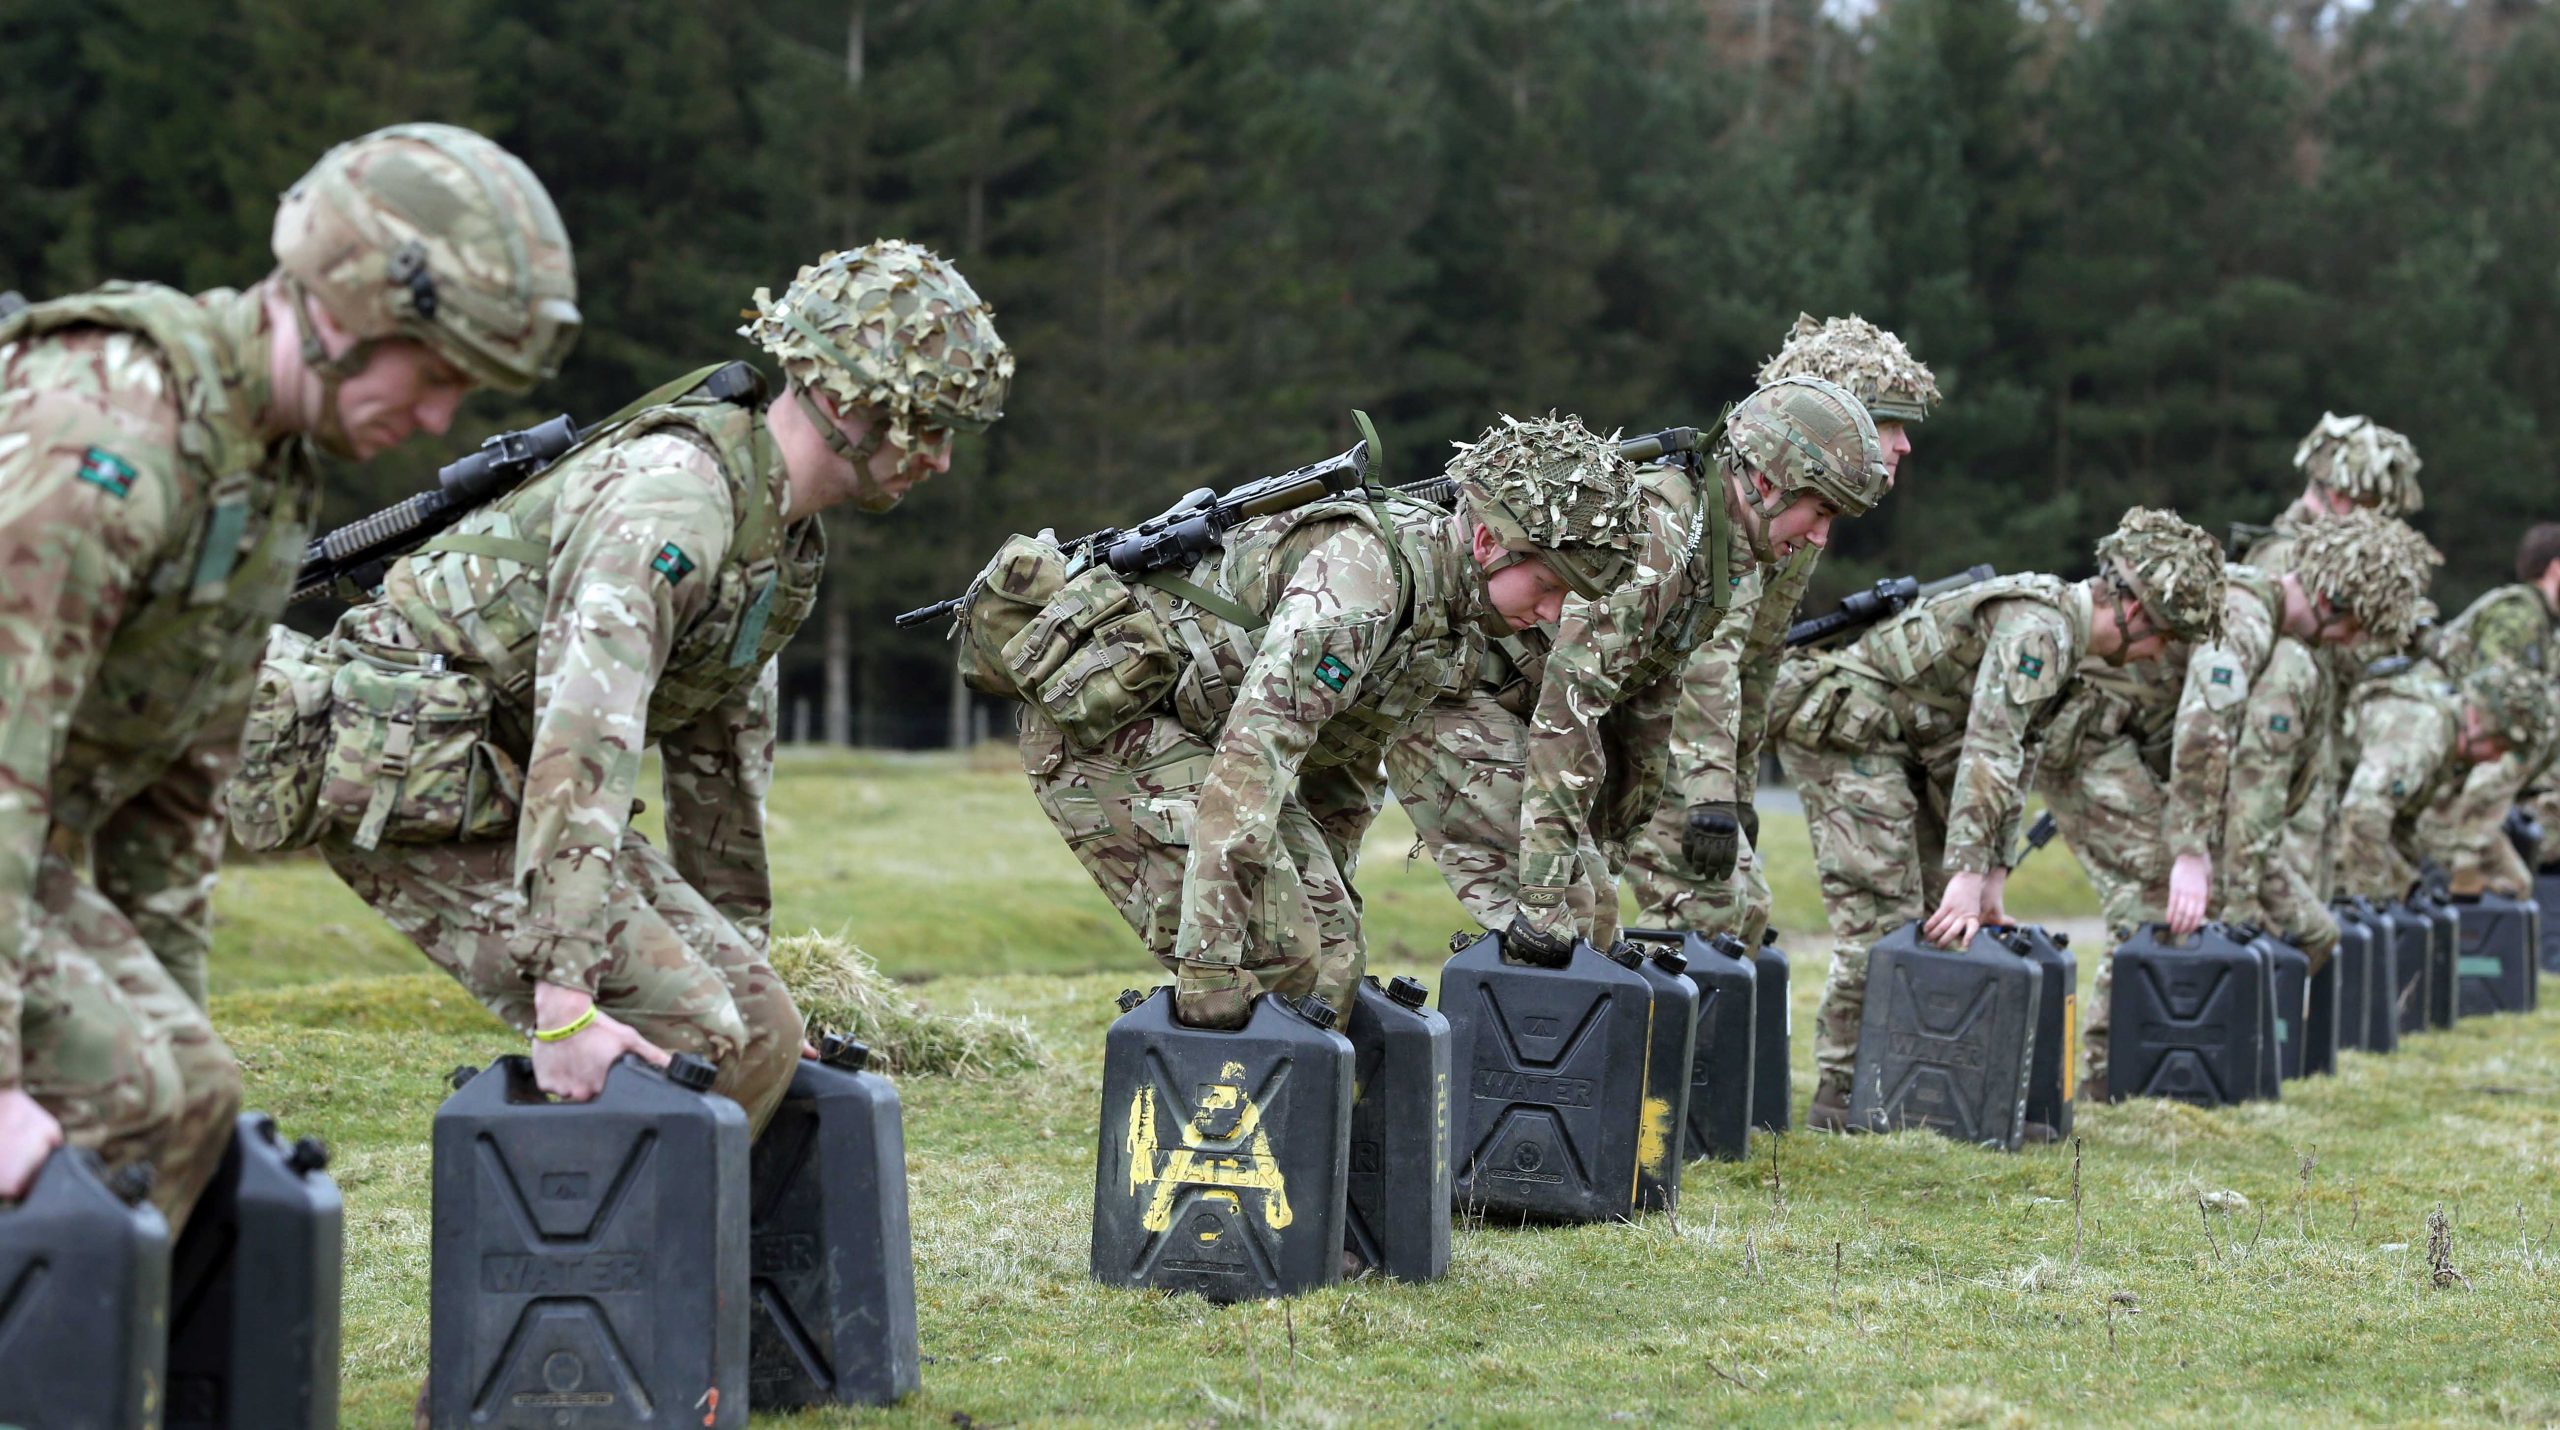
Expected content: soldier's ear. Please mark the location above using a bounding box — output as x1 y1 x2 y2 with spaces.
1468 521 1503 566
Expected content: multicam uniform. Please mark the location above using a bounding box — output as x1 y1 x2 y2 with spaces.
2416 582 2558 895
2335 662 2550 900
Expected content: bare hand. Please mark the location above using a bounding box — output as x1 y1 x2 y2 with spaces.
1980 866 2013 928
1924 872 1989 949
2167 853 2212 936
0 1088 65 1200
528 983 670 1102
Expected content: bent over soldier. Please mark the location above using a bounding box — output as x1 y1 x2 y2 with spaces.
1622 314 1938 945
230 242 1008 1130
995 415 1641 1027
1390 377 1887 962
2337 662 2553 901
2409 523 2560 897
1773 508 2225 1129
0 124 577 1220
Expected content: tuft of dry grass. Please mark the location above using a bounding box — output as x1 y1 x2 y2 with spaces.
768 928 1045 1078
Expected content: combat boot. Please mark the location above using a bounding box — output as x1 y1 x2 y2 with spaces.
1806 1087 1853 1133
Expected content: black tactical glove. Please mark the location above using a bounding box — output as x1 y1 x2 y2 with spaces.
1502 918 1576 968
1683 802 1746 882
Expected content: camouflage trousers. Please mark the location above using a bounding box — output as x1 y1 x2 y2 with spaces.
1620 590 1775 944
1781 740 1953 1105
2038 736 2172 1092
1021 712 1373 1019
1382 688 1620 949
324 827 805 1131
21 851 241 1236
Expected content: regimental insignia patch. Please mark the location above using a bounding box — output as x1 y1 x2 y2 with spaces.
2211 667 2234 686
2270 714 2291 733
77 446 136 498
1312 653 1353 692
2017 654 2045 679
651 542 696 586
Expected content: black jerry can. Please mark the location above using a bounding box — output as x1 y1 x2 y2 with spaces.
2302 926 2348 1074
2340 899 2401 1054
1627 929 1755 1163
2382 901 2434 1037
2252 933 2311 1086
1750 932 1790 1135
2419 897 2461 1029
1996 925 2076 1142
167 1113 343 1429
2451 893 2537 1017
1343 976 1452 1284
1440 931 1656 1223
1093 988 1352 1302
2538 871 2560 974
1846 922 2040 1151
1616 943 1698 1213
747 1037 920 1409
2105 923 2269 1106
2328 899 2379 1054
0 1149 167 1430
430 1053 749 1429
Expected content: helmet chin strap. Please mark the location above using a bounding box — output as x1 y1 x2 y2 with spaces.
793 385 902 512
287 280 373 457
1726 465 1783 565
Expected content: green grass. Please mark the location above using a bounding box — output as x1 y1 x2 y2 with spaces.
204 750 2560 1426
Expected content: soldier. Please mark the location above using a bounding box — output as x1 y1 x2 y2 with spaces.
2337 661 2554 901
2073 511 2438 1099
234 242 1008 1130
1388 378 1887 963
0 124 578 1218
1773 508 2226 1129
1621 315 1938 944
2409 522 2560 897
1006 414 1641 1027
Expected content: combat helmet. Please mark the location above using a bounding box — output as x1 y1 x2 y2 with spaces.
1718 375 1889 525
2094 507 2227 644
2287 508 2442 650
1756 313 1941 424
2460 662 2553 754
271 122 581 396
1445 412 1643 601
741 240 1014 511
2293 413 2423 516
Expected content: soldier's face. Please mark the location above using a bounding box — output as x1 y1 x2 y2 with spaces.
1759 484 1838 558
1471 524 1572 631
326 337 473 459
867 418 955 502
1877 421 1911 485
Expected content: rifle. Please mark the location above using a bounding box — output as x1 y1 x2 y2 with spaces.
2016 810 2059 867
291 413 587 605
1785 563 1996 650
1390 426 1705 506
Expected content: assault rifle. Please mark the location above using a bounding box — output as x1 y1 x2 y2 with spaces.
1390 426 1705 505
291 413 587 604
1784 563 1996 650
892 418 1381 628
2017 810 2059 866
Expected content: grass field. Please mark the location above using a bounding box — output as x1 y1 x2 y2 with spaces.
208 749 2560 1426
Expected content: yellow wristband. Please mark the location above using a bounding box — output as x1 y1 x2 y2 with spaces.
532 1004 598 1043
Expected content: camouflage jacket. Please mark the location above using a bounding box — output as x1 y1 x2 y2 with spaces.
2217 626 2333 931
2235 504 2314 576
2415 582 2560 876
2336 661 2474 898
1167 504 1486 963
0 282 314 1064
1515 461 1741 935
345 381 823 989
2162 566 2283 862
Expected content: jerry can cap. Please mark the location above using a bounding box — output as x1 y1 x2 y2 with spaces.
1649 948 1690 977
288 1136 332 1175
1605 941 1644 969
818 1033 873 1071
1115 987 1148 1014
1288 994 1339 1030
1760 927 1780 946
1708 931 1749 958
665 1052 719 1092
446 1063 482 1094
1385 974 1430 1010
104 1159 155 1207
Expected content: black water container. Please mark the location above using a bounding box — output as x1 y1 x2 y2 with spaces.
2329 900 2377 1054
2417 896 2461 1029
1627 930 1755 1163
2338 899 2400 1054
2105 923 2271 1106
1846 922 2041 1150
1617 943 1698 1213
1994 925 2076 1142
1093 987 1351 1301
167 1113 343 1429
1750 932 1790 1134
2382 901 2434 1037
1441 931 1656 1223
430 1053 749 1429
2538 870 2560 974
2252 933 2311 1084
1343 975 1452 1284
2451 893 2538 1017
0 1149 167 1429
2302 922 2350 1073
748 1037 919 1410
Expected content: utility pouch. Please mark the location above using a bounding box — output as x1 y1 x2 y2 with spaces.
1862 609 1948 684
957 534 1068 697
1003 566 1182 750
225 626 344 852
318 646 524 850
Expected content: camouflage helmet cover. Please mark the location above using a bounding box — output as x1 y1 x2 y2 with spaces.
2286 508 2442 649
740 239 1014 451
1445 411 1642 601
2293 412 2423 516
2460 662 2554 753
2095 506 2227 644
1756 313 1942 424
1718 374 1888 517
271 122 581 393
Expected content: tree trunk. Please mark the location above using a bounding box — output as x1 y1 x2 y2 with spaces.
824 599 853 746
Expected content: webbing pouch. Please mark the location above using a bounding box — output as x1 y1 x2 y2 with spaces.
224 626 344 852
1003 566 1181 750
958 534 1070 697
317 646 523 849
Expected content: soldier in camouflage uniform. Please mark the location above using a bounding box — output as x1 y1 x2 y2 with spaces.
2408 523 2560 897
0 124 578 1219
234 242 1008 1130
1774 508 2226 1129
2337 662 2553 900
1387 378 1887 964
1622 315 1938 944
2068 512 2438 1098
999 415 1640 1027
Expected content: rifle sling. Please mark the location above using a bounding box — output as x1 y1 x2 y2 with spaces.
1137 571 1266 633
418 532 549 565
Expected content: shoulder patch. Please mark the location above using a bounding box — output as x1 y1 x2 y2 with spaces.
2199 652 2249 712
76 446 136 499
651 541 696 586
1312 653 1353 692
2004 628 2065 705
2270 713 2291 734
